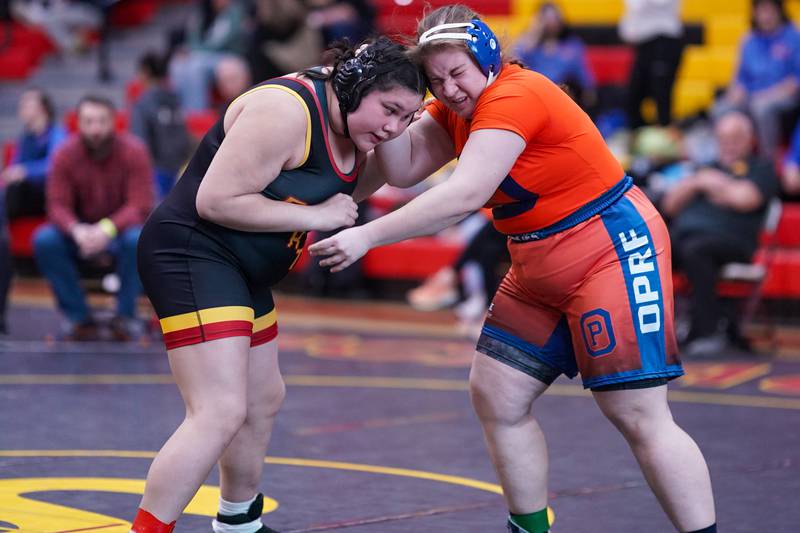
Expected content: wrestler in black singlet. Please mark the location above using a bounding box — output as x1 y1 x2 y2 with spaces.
137 75 359 349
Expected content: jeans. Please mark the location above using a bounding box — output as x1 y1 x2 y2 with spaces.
33 224 143 324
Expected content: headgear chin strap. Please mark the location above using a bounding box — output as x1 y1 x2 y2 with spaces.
419 19 502 86
332 45 404 139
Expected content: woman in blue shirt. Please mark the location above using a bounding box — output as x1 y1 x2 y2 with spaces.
513 2 595 109
0 87 66 334
717 0 800 158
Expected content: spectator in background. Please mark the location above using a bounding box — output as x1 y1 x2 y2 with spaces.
169 0 247 110
213 54 251 108
246 0 322 82
2 88 66 222
33 95 154 341
0 231 8 334
619 0 683 128
0 88 66 335
513 1 596 110
660 110 778 356
781 120 800 198
306 0 376 48
716 0 800 159
1 0 12 49
130 52 191 198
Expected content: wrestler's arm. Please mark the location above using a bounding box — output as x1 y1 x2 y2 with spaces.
309 129 526 271
370 111 456 188
196 89 357 233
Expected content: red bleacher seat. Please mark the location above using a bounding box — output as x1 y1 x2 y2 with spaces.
0 46 36 80
185 110 220 139
0 23 58 80
295 235 462 280
110 0 158 27
9 23 55 60
8 216 46 258
586 46 634 86
0 23 56 79
776 203 800 247
754 248 800 298
362 237 463 280
3 141 17 166
125 79 145 106
373 0 510 15
375 0 511 35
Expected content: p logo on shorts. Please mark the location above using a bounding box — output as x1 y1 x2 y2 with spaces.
580 309 616 357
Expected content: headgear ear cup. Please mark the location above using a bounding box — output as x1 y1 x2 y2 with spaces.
465 19 501 80
333 57 364 113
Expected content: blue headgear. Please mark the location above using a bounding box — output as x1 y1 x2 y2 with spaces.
418 18 502 84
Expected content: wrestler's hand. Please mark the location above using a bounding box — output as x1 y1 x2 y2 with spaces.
313 193 358 231
308 226 371 272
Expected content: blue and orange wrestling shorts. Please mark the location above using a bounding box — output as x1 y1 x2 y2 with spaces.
477 186 683 390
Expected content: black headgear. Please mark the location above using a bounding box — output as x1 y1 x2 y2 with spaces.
332 44 407 138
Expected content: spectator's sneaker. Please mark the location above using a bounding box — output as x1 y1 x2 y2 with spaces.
407 268 459 311
454 291 487 322
683 333 728 358
109 316 141 342
63 321 99 342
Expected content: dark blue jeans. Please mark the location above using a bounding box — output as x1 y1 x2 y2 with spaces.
33 224 142 324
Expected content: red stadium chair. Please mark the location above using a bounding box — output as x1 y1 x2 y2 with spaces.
9 23 55 61
3 142 17 166
7 216 46 258
109 0 158 27
362 237 463 280
375 0 510 35
125 79 145 106
776 203 800 247
0 47 36 80
185 110 220 139
585 46 634 86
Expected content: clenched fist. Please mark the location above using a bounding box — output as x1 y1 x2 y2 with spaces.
313 193 358 232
